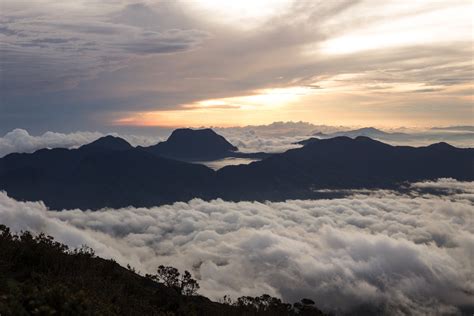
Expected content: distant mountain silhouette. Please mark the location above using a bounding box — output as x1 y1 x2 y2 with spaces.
216 136 473 201
296 127 411 145
0 133 472 209
0 137 215 209
142 128 269 161
81 135 133 151
313 132 327 137
300 126 474 146
430 126 474 132
143 128 237 161
322 127 406 138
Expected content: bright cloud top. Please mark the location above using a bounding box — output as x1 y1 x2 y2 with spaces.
0 180 472 315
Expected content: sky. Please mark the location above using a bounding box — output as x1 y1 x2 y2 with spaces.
0 0 472 134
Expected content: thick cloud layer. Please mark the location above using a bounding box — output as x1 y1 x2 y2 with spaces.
0 180 472 315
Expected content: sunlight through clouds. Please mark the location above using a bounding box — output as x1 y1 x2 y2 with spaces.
0 0 472 132
113 87 317 127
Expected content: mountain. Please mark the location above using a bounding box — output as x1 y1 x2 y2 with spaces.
142 128 268 161
295 137 319 146
80 135 133 151
215 136 473 201
0 136 216 209
0 134 472 210
301 127 474 147
321 127 404 138
295 127 412 145
143 128 237 161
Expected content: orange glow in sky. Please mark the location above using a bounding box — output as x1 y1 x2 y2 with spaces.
112 79 473 128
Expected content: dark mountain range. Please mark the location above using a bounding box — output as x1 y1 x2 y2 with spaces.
216 137 473 201
142 128 269 161
0 133 472 210
300 127 474 146
0 137 216 209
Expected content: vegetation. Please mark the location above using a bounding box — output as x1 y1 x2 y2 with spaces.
0 225 326 315
145 266 200 296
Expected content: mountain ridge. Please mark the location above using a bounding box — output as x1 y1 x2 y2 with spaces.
0 131 472 210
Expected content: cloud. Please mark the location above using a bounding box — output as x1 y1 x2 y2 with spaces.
0 179 472 315
1 1 472 131
216 122 347 153
0 1 208 93
0 129 160 157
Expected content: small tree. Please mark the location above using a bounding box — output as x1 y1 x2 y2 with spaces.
180 270 200 296
219 295 233 305
153 265 200 296
156 265 180 288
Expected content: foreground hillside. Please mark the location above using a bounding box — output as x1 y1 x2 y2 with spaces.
0 225 325 316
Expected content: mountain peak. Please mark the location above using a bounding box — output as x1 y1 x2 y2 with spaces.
352 127 387 134
354 135 381 142
81 135 132 151
146 128 238 161
166 128 237 151
427 142 455 150
320 127 391 139
168 128 223 140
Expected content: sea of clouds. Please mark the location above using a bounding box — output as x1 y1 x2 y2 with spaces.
1 179 472 315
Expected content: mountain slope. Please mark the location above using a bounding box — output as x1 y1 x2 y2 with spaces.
0 225 325 316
